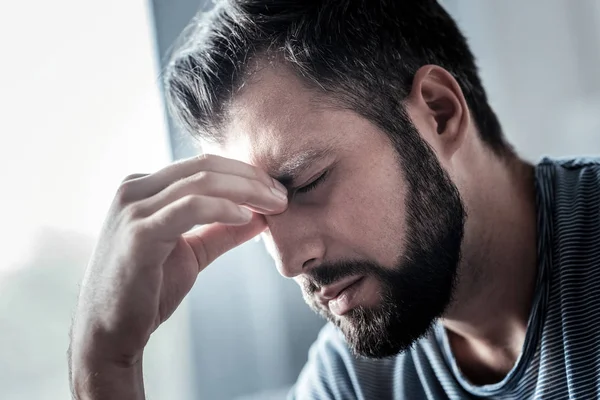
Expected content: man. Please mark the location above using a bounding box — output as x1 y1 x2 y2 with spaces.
68 0 600 399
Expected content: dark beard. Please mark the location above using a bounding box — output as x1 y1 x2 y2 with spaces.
303 127 466 359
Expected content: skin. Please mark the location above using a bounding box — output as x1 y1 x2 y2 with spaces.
70 63 538 398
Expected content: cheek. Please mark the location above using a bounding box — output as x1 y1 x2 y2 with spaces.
326 168 409 267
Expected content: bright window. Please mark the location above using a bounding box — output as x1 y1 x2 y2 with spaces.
0 1 193 399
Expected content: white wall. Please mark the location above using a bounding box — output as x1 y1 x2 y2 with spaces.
446 0 600 160
0 1 194 399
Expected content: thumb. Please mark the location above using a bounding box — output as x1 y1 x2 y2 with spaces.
183 212 268 272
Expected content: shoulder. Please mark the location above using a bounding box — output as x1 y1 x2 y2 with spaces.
539 156 600 168
536 156 600 271
537 157 600 209
537 156 600 211
538 156 600 179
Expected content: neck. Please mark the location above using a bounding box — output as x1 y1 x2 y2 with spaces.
442 155 538 383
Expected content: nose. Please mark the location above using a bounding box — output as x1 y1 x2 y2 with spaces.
262 210 325 278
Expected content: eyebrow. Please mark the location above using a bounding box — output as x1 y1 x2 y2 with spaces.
270 147 333 187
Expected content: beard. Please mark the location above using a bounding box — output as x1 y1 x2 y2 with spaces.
303 121 466 359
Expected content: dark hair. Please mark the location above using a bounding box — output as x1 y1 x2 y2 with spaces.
163 0 510 156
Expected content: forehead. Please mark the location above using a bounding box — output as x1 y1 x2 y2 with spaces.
208 64 339 171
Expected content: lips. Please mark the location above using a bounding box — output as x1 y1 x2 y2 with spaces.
317 275 363 303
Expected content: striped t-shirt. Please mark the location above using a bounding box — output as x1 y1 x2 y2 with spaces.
289 157 600 399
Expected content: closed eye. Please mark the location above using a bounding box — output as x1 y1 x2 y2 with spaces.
296 170 329 194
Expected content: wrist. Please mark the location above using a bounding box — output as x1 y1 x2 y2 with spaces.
71 351 145 400
69 322 145 400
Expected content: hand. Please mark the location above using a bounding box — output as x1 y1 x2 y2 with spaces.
69 154 288 395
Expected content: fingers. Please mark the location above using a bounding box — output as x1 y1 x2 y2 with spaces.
145 195 253 239
123 154 282 200
183 213 268 271
113 155 285 270
139 170 288 216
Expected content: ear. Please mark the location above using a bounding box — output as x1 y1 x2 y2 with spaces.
406 65 470 160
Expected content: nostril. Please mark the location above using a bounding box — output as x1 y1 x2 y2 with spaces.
302 258 319 270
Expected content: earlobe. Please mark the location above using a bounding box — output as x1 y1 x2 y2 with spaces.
408 65 470 159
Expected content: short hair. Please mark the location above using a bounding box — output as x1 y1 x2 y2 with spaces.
163 0 510 156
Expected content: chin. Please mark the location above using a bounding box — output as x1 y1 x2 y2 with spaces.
345 311 437 358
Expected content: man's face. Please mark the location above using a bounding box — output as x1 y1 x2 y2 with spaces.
216 66 465 358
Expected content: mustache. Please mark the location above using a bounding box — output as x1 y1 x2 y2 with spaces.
302 259 383 295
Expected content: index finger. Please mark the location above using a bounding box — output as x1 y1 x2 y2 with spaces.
129 154 283 199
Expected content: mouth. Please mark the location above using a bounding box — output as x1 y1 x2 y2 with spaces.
316 275 365 316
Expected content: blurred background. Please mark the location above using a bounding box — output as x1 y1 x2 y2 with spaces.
0 0 599 399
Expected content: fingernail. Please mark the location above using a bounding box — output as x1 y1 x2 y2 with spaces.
240 207 253 220
272 179 287 195
271 186 288 202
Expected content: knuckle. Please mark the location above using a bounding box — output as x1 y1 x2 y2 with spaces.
127 221 150 247
180 194 201 212
244 167 263 183
122 173 146 183
255 169 270 183
195 153 214 167
114 186 130 207
115 179 139 205
192 170 213 186
249 166 270 183
122 204 146 222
